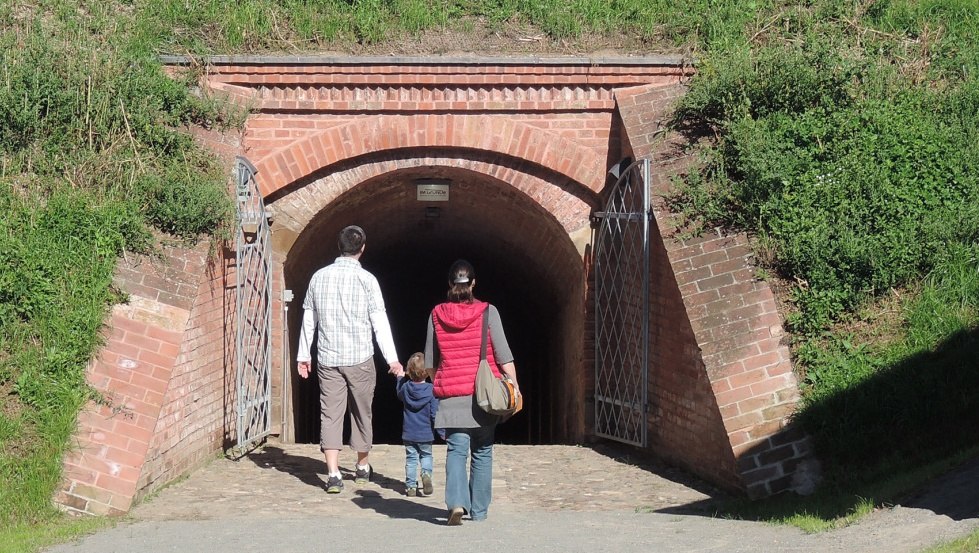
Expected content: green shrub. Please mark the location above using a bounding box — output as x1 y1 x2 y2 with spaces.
667 1 979 496
140 162 233 239
795 249 979 482
673 33 979 334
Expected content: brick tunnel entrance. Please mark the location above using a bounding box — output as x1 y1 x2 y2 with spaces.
55 57 818 518
283 164 587 446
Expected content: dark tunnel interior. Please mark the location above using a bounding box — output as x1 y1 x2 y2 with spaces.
283 168 587 447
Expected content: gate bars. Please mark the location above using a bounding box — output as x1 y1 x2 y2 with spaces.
593 158 651 447
233 156 272 456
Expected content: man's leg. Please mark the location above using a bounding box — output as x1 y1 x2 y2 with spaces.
344 358 376 482
317 364 348 492
324 449 340 474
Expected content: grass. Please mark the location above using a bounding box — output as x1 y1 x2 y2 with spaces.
924 529 979 553
0 517 114 553
712 247 979 533
715 447 979 533
0 0 234 541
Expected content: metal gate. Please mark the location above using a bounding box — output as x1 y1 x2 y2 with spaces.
593 158 651 447
233 156 272 455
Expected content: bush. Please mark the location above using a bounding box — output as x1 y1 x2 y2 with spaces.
672 37 979 334
140 162 233 239
669 1 979 493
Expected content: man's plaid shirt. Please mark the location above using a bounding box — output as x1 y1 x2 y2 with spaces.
296 256 398 367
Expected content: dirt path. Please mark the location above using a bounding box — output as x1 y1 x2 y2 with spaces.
45 443 979 553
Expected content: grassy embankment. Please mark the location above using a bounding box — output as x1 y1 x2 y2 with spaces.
0 1 235 550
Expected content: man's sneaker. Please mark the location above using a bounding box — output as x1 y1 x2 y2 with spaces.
421 472 433 496
447 507 464 526
326 475 343 494
406 487 417 497
354 464 372 484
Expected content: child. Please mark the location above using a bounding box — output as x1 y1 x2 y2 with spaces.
396 352 438 496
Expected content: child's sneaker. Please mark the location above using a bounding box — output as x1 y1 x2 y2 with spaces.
406 487 417 497
421 472 433 496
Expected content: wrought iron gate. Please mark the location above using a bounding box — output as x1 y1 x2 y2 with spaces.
233 156 272 455
593 158 651 447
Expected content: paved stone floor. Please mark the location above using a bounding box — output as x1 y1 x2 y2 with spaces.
45 441 979 553
132 440 721 521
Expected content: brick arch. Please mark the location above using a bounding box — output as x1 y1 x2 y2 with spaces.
252 114 608 199
268 154 597 240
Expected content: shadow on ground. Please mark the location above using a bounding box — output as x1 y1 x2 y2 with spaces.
588 441 726 510
351 489 446 524
656 327 979 524
245 445 405 494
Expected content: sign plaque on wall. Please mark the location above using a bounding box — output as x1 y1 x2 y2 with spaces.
416 183 450 202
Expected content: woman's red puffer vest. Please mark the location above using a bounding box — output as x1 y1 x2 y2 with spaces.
432 301 502 399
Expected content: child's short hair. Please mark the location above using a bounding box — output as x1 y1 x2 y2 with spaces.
406 352 427 382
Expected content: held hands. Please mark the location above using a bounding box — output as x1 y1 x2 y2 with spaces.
388 361 405 379
300 360 404 379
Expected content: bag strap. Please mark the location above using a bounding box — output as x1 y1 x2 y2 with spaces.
479 306 489 362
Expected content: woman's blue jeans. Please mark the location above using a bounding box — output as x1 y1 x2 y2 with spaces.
444 425 495 521
404 441 433 489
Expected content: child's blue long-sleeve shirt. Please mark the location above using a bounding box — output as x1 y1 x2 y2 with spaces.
396 377 438 443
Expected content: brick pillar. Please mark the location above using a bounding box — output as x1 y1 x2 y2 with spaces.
56 242 216 515
615 84 818 497
135 245 238 500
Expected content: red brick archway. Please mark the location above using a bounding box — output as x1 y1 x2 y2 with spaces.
56 57 816 517
253 114 608 200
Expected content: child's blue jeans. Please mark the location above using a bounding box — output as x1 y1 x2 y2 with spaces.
404 441 433 489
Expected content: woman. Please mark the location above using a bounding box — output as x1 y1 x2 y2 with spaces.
425 259 519 526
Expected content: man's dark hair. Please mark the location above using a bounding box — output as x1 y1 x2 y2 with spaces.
338 225 366 255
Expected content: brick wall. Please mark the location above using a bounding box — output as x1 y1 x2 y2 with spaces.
135 246 237 501
54 120 250 516
250 113 611 198
646 219 743 490
616 84 815 497
57 240 244 515
244 113 615 162
57 242 215 515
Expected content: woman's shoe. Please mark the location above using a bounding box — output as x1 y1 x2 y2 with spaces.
447 507 464 526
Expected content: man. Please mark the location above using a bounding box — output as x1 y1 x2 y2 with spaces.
296 225 404 494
